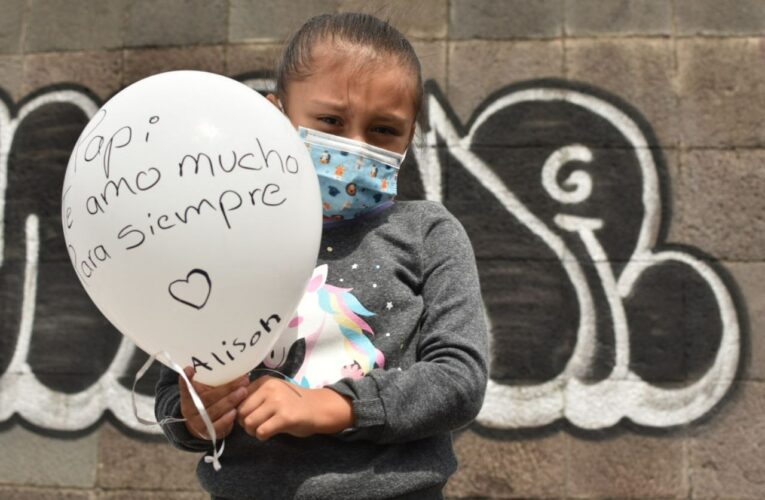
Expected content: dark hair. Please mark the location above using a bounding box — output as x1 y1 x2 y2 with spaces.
276 12 423 117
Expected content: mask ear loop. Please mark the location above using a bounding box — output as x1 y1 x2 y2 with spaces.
132 351 224 471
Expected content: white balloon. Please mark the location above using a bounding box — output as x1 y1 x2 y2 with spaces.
61 70 322 386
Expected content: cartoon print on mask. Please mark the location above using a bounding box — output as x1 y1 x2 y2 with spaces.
301 127 401 220
263 264 385 388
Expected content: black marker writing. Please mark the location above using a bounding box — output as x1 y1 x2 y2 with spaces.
74 108 107 174
190 314 281 372
84 167 162 215
67 243 111 280
145 115 159 142
116 182 287 251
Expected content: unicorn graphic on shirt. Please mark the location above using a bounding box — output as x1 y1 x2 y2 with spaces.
263 264 385 388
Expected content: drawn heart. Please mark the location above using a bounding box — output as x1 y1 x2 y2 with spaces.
168 269 211 310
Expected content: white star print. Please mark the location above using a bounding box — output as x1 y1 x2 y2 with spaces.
385 332 390 337
351 263 358 270
386 302 393 310
372 283 378 288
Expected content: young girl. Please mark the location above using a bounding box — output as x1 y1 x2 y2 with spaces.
155 12 488 500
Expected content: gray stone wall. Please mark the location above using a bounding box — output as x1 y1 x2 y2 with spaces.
0 0 763 498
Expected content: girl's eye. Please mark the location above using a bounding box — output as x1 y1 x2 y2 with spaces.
371 126 399 136
318 116 342 127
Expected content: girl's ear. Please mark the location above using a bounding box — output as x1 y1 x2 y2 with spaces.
266 93 283 111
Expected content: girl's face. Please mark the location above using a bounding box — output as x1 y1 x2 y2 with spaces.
270 42 419 155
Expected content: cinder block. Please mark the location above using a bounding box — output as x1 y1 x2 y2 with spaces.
22 51 123 100
450 0 564 40
0 425 98 487
688 381 765 498
669 149 765 262
411 41 447 91
0 487 90 500
726 263 765 381
676 0 765 35
0 0 24 53
447 40 564 124
446 427 567 498
226 44 283 78
229 0 340 43
125 0 228 48
123 46 226 88
678 38 765 148
339 0 448 39
0 55 23 101
227 40 445 102
97 492 207 499
97 422 204 491
565 0 672 36
567 38 679 148
25 0 124 52
568 432 688 497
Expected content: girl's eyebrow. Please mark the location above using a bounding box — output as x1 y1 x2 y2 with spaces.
309 100 408 124
309 99 347 112
374 113 409 128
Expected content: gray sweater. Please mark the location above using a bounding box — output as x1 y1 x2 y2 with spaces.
154 200 489 500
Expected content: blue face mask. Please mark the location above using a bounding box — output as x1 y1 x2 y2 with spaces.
299 126 404 221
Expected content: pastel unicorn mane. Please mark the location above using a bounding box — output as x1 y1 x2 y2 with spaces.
317 283 385 373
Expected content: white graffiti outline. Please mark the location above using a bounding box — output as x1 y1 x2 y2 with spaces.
413 86 739 429
0 81 741 433
0 90 157 432
0 81 279 434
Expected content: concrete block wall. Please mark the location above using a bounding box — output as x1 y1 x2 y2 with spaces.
0 0 763 498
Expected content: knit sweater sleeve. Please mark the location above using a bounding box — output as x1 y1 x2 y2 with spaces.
325 202 489 444
154 363 216 452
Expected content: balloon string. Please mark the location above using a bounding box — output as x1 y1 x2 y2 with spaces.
132 351 224 471
249 367 301 386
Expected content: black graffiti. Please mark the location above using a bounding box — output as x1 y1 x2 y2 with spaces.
0 79 745 435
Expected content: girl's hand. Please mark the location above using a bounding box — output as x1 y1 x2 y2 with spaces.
178 366 250 440
236 375 354 440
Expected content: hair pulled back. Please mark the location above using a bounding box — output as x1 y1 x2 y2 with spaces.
276 12 423 116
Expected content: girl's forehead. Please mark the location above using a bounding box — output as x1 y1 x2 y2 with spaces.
311 42 400 76
296 43 419 113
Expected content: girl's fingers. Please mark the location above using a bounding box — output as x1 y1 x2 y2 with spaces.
182 374 248 410
195 376 250 408
243 404 277 438
237 388 267 416
179 371 248 419
188 409 237 440
178 376 199 419
204 386 249 422
212 409 237 438
252 414 282 441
